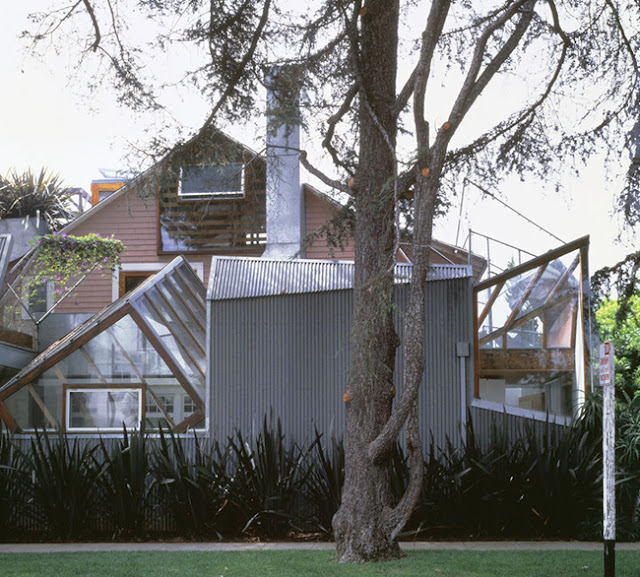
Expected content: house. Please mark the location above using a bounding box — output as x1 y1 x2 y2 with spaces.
0 73 591 446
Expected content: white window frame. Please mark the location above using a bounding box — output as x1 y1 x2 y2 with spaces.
111 262 204 302
177 164 245 200
66 387 142 432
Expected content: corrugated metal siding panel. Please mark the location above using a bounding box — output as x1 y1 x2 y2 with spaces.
394 279 474 451
208 257 472 301
210 291 351 443
469 405 568 450
209 277 474 453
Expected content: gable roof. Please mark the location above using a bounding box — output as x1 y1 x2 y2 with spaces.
62 128 264 236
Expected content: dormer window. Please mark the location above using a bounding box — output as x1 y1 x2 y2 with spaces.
178 164 245 200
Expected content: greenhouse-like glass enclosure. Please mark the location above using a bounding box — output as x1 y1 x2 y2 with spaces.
473 237 590 419
0 257 205 433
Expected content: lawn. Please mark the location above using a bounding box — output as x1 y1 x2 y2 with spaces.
0 550 638 577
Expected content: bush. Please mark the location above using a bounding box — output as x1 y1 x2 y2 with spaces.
94 427 153 539
26 430 99 539
0 407 637 542
0 168 75 230
151 428 228 539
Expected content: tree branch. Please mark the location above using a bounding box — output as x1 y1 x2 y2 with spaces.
299 149 349 192
384 404 423 540
81 0 101 51
323 83 358 175
192 0 272 143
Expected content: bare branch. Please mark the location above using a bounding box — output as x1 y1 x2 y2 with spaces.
299 150 349 192
323 83 358 175
81 0 101 51
402 0 451 133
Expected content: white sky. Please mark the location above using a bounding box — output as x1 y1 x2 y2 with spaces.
0 2 634 274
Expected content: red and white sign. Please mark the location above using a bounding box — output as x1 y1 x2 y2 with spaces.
600 342 614 386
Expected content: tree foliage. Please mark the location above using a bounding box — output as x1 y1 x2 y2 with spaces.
20 0 640 562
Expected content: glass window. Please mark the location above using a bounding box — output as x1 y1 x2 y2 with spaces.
67 388 141 431
474 242 587 418
178 164 244 200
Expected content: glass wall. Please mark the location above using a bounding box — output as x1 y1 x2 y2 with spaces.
0 257 206 433
474 239 589 418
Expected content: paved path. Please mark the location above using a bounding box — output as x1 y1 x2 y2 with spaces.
1 541 639 553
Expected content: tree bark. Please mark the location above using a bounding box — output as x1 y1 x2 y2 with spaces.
332 0 402 562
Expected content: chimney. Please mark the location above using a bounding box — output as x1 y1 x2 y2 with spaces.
262 67 305 260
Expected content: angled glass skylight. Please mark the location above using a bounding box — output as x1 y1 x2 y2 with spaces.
473 237 590 418
0 257 205 433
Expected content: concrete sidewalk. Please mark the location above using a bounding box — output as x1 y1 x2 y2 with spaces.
1 541 639 553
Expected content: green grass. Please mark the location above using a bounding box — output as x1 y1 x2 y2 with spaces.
0 550 639 577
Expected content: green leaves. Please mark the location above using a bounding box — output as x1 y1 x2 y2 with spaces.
0 168 75 230
31 232 125 303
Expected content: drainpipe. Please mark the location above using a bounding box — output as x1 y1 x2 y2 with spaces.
457 341 470 445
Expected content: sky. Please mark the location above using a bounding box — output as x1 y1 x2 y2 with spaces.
0 2 634 275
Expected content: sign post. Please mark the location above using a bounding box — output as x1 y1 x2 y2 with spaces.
600 342 615 577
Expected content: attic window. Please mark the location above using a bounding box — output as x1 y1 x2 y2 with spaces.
178 164 245 199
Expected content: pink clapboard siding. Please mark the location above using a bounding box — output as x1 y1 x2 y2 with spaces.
54 184 356 314
304 186 355 261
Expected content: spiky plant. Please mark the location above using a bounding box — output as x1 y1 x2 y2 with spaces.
151 427 229 539
26 429 98 539
0 168 76 230
303 429 344 535
227 417 311 538
94 427 153 539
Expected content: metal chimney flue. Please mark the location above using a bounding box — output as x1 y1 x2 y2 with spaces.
262 67 305 260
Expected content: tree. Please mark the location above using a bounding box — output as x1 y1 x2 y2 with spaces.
22 0 640 562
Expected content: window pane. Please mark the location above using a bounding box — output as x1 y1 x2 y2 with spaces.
475 246 584 417
179 164 244 198
67 389 140 430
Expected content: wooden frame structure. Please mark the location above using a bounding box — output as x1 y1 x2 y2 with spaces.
473 236 590 416
0 257 206 433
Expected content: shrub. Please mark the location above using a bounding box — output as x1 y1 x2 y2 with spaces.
94 427 153 539
26 429 98 539
226 417 311 538
0 168 75 230
151 428 228 539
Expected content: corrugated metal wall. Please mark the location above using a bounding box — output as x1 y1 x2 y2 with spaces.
469 405 567 449
209 276 475 452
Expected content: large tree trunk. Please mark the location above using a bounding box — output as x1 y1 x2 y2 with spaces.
332 0 402 562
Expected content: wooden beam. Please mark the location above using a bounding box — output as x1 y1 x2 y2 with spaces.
477 280 505 327
478 348 575 375
475 236 589 292
26 384 58 430
478 293 574 347
173 409 204 434
0 305 130 401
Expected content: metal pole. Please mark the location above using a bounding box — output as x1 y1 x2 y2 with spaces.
601 342 616 577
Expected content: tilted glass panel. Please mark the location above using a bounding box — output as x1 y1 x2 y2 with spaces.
1 313 203 431
144 378 203 430
162 273 206 342
475 246 584 417
4 379 61 431
150 283 206 360
133 293 206 397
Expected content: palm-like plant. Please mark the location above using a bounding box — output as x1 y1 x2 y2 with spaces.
0 168 76 230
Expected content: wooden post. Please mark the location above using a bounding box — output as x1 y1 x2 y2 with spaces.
600 342 615 577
